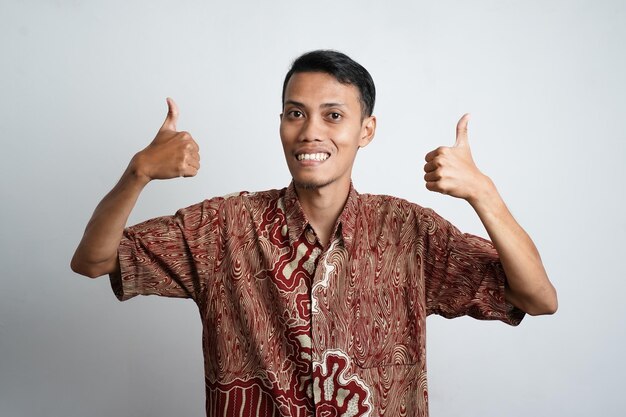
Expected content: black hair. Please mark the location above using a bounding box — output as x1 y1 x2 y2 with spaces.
281 50 376 118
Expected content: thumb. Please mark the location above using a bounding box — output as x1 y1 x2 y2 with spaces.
454 113 470 148
159 97 179 132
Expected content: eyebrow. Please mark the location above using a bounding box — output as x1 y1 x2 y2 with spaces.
283 100 347 109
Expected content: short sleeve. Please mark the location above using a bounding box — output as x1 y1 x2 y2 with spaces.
420 208 525 326
109 198 222 305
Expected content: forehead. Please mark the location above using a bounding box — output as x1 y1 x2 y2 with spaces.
283 72 361 108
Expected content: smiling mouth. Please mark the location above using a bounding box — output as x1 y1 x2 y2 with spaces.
296 153 330 161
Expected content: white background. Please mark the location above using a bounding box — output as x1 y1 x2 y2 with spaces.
1 1 624 416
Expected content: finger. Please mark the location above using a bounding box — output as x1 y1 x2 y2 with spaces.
423 161 438 173
187 157 200 170
182 166 199 178
425 146 449 162
160 97 179 132
424 171 441 182
425 181 450 195
178 134 199 150
424 148 440 162
425 181 440 193
454 113 470 148
188 152 200 164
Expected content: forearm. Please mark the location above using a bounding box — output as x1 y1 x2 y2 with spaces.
71 98 199 278
469 177 558 315
71 161 149 278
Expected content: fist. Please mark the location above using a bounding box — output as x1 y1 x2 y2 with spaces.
132 98 200 182
423 114 490 203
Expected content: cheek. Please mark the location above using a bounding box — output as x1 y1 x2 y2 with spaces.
279 129 293 157
279 123 296 144
279 123 286 140
335 128 364 149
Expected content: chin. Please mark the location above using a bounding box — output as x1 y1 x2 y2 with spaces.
293 178 334 190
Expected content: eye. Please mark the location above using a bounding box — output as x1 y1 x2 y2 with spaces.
329 112 342 121
288 110 304 118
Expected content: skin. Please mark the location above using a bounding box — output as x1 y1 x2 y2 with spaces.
70 98 199 278
280 72 376 246
71 72 557 315
423 114 557 315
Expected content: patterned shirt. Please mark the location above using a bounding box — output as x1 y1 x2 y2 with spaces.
111 183 524 417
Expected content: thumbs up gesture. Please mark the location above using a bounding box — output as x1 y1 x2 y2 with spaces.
131 98 200 183
423 114 492 203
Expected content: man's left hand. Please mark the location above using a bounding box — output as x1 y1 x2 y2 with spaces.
423 114 493 204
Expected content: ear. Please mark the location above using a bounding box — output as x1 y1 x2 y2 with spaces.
358 115 376 148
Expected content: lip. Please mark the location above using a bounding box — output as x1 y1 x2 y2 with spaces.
294 148 332 156
294 151 331 165
294 147 331 156
296 158 327 167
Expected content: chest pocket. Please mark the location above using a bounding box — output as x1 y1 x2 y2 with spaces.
349 285 422 368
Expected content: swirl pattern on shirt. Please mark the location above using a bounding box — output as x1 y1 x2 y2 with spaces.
114 184 525 416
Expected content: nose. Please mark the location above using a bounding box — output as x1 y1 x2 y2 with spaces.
299 115 324 142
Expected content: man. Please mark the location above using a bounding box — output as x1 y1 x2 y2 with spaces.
72 50 557 416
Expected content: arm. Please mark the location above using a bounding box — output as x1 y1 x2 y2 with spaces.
423 114 557 316
70 98 200 278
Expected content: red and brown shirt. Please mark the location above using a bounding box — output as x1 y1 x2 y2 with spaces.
111 183 524 417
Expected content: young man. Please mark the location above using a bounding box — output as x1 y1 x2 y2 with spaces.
72 50 557 417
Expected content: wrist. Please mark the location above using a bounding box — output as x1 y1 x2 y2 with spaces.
467 175 502 213
122 153 152 188
125 153 152 188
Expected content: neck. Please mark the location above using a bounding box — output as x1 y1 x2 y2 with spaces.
294 180 351 247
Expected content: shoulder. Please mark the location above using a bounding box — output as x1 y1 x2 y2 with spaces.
180 188 286 219
355 192 449 232
356 192 427 217
179 188 283 210
221 188 285 211
171 188 285 230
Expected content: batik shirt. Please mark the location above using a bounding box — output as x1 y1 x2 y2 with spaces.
111 183 525 417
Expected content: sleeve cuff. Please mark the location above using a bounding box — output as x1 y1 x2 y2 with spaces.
108 233 140 301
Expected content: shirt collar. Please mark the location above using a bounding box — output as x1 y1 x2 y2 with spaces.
284 182 308 245
335 183 359 252
283 181 360 252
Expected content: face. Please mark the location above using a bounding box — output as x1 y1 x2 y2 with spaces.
280 72 376 192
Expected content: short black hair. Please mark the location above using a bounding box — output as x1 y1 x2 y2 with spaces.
282 50 376 118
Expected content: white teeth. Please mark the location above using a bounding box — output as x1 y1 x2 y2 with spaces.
297 153 329 161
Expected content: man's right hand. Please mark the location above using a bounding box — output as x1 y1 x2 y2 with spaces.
131 97 201 183
71 98 201 278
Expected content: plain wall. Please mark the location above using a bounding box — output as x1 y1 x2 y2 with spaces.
1 0 624 416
